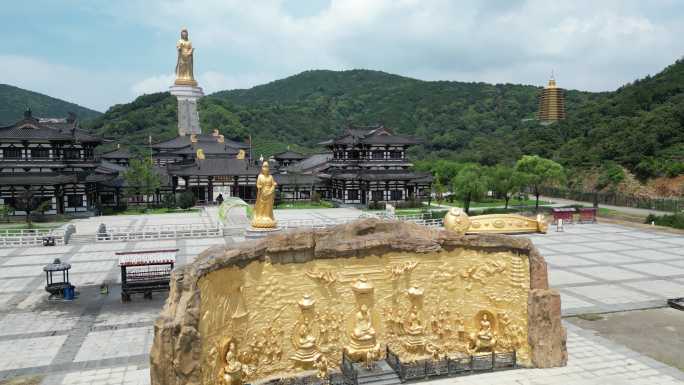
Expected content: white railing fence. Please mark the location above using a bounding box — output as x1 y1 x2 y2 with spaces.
80 215 445 243
96 223 220 242
0 228 65 248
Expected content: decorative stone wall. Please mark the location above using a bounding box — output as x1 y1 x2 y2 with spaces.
150 219 567 385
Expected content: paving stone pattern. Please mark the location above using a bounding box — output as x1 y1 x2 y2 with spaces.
523 223 684 316
0 213 682 384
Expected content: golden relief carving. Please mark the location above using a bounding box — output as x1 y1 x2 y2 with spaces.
291 295 320 369
444 209 548 235
198 250 532 384
218 339 250 385
306 269 339 286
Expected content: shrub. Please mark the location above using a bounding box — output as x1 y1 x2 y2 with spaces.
395 198 423 209
178 191 197 209
368 201 385 210
311 192 321 203
163 193 177 209
645 213 684 229
473 208 519 216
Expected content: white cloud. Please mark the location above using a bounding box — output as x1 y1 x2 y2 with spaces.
0 54 129 112
115 0 682 91
131 73 175 95
131 71 274 95
6 0 684 109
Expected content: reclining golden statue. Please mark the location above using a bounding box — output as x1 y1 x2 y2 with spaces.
444 207 548 235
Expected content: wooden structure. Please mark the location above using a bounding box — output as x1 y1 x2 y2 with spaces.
551 208 575 224
578 208 597 223
319 125 432 205
117 249 177 301
0 109 107 215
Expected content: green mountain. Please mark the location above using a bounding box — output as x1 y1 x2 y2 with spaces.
85 63 684 179
0 84 101 125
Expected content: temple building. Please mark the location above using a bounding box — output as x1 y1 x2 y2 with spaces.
273 150 306 168
537 75 566 123
0 109 106 215
101 145 132 167
0 110 433 214
151 129 249 165
318 125 432 205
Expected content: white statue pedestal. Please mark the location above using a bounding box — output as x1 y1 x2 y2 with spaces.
245 226 281 240
169 84 204 136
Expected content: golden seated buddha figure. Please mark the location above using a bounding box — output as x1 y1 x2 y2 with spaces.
291 295 320 369
344 277 382 363
220 340 248 385
402 287 428 353
471 313 497 353
352 305 376 342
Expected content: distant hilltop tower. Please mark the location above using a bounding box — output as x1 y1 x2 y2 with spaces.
537 73 566 123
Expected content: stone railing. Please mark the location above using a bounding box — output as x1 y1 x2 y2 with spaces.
96 224 221 242
0 228 65 248
222 214 444 237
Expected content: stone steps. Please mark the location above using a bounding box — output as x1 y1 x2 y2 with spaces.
354 361 401 385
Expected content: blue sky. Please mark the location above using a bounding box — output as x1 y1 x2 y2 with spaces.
2 0 683 111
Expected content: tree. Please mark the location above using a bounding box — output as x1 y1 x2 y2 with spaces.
0 204 12 223
178 191 197 209
593 161 625 207
488 165 525 209
451 164 488 214
515 155 565 211
162 193 177 209
123 158 162 206
12 190 52 227
433 173 446 203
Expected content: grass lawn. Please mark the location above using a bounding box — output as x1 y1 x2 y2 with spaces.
432 197 551 208
275 200 334 209
0 222 66 231
102 207 200 216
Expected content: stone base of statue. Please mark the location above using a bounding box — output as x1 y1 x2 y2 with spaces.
344 337 382 363
290 346 320 370
245 226 281 239
169 84 204 136
403 332 427 354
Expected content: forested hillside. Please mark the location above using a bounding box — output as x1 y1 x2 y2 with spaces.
0 84 101 125
80 61 684 180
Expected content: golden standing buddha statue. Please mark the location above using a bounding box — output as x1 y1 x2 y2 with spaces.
251 161 277 228
175 28 197 86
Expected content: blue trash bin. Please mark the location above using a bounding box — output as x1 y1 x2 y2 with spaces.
63 286 75 300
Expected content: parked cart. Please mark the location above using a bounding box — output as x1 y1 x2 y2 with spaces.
116 249 177 302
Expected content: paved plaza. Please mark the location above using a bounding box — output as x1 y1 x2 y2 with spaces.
0 212 682 384
524 223 684 316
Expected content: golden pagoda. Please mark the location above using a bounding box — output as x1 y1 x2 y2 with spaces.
537 74 566 123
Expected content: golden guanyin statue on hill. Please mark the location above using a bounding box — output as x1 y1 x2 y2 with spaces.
175 28 197 86
251 161 277 228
